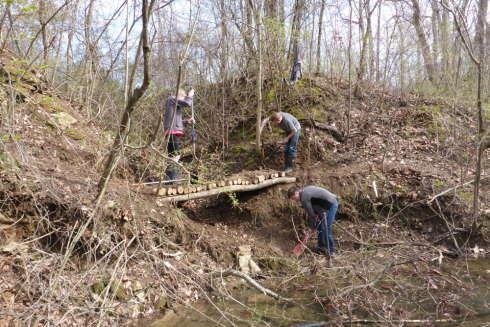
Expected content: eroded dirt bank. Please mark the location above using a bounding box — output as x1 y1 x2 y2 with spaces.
1 46 490 326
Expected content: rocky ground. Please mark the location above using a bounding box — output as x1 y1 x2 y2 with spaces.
1 46 489 326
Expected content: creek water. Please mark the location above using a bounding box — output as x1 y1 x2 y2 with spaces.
144 258 490 327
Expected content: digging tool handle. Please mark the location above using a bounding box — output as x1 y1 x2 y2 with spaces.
190 87 195 144
263 145 282 162
261 135 264 157
132 179 187 187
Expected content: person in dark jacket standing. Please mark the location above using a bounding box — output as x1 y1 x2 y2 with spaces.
288 186 338 257
163 88 195 180
259 112 301 173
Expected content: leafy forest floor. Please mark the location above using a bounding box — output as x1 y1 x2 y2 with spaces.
1 46 490 326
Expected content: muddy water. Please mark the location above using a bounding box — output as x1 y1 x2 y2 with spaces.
145 259 490 327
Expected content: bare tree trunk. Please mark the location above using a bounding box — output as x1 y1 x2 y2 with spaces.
474 63 483 216
66 0 79 92
442 0 487 217
346 0 353 141
376 0 381 83
279 0 285 22
410 0 436 83
98 0 152 191
474 0 489 61
85 0 96 72
51 16 65 84
441 0 450 78
288 0 303 55
256 0 263 154
399 23 405 97
354 0 374 97
0 3 7 41
246 0 253 68
38 0 49 64
220 0 227 80
316 0 325 72
431 0 440 71
473 0 488 216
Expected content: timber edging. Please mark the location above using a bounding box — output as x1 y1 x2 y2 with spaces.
159 177 296 203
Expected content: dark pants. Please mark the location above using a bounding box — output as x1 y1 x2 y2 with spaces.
167 134 180 156
315 200 338 255
284 129 301 157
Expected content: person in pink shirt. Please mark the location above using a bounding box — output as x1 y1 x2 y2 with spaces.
163 88 195 180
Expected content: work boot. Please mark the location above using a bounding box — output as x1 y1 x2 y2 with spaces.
165 164 182 183
284 155 295 173
165 167 176 181
283 153 289 171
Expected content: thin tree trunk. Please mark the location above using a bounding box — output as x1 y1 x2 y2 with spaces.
431 1 440 71
98 0 152 191
474 63 483 216
316 0 325 72
354 0 373 97
399 23 405 97
52 14 66 84
410 0 436 83
124 0 130 106
256 0 263 154
39 0 49 64
0 3 9 45
66 0 79 92
441 0 450 81
346 0 352 142
220 0 227 80
376 0 381 83
473 0 488 216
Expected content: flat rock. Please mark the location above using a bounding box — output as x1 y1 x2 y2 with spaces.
236 245 252 255
132 281 143 293
154 291 168 310
238 254 251 273
46 112 77 130
91 283 105 296
249 259 261 273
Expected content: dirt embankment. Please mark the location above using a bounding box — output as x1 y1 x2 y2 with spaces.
1 46 488 326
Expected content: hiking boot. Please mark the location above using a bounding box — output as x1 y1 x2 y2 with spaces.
308 245 327 255
284 155 295 173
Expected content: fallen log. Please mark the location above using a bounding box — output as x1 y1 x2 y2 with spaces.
160 177 296 203
300 119 344 142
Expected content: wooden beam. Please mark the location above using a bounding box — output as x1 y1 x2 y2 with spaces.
159 177 297 203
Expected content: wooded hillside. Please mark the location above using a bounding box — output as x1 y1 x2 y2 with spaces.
2 0 490 326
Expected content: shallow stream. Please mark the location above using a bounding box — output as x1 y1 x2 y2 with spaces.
144 258 490 326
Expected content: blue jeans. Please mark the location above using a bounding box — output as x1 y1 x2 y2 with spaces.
316 200 338 255
284 129 301 157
